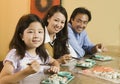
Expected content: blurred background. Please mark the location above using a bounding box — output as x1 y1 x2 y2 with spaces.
0 0 120 61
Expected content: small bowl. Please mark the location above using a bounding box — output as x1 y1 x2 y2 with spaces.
58 71 71 78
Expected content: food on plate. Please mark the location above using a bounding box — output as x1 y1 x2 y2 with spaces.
93 55 112 61
41 71 74 84
49 74 68 84
79 66 120 83
76 59 96 68
92 66 114 72
92 66 120 79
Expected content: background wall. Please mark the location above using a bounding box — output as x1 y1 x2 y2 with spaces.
62 0 120 46
0 0 30 61
0 0 120 61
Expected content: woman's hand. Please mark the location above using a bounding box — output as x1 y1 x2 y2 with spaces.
58 54 72 64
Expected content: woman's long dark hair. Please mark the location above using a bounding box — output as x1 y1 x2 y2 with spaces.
9 14 49 62
43 5 70 59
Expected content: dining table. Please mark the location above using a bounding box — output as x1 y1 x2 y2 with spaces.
0 46 120 84
59 46 120 84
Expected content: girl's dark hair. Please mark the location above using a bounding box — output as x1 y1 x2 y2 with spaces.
9 14 49 62
43 5 70 59
69 7 92 23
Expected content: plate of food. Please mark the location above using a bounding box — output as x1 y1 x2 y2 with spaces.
41 71 74 84
60 59 77 67
92 55 112 61
78 66 120 83
76 59 96 68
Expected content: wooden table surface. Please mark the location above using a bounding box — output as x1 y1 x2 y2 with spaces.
60 46 120 84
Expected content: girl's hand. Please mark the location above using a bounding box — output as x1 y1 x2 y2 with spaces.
27 60 40 73
48 66 60 73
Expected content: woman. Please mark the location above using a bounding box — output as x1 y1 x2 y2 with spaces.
43 5 77 64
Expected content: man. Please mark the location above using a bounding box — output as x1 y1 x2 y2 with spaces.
68 7 107 58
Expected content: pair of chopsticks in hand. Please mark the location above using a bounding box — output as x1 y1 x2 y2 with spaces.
27 63 49 66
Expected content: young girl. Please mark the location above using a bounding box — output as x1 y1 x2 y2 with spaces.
43 5 77 64
0 14 60 84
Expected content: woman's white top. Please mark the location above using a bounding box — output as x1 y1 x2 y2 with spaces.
45 27 78 58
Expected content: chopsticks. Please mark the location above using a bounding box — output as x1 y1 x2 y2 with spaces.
27 63 49 66
72 57 81 60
